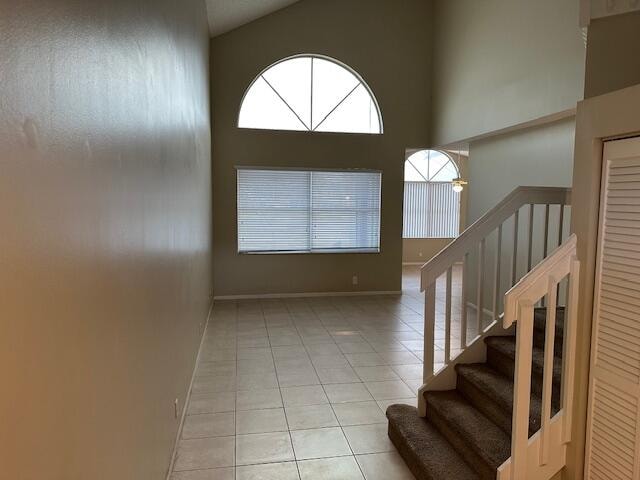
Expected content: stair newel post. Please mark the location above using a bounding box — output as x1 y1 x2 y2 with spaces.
419 281 437 416
539 277 558 466
510 300 535 480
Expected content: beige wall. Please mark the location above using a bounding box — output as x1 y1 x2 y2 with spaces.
0 1 212 479
211 0 433 297
465 118 576 310
468 118 576 224
403 238 453 264
431 0 586 146
585 11 640 98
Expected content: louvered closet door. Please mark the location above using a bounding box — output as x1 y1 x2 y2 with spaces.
586 137 640 480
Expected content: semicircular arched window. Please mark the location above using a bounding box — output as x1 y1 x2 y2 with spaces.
238 55 383 135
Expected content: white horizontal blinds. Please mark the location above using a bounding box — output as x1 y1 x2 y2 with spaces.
237 169 311 252
237 169 381 253
311 171 381 251
403 182 460 238
586 137 640 480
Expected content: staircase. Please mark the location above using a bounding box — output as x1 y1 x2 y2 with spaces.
387 187 580 480
388 307 564 480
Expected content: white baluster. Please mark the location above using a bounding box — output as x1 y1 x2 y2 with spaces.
510 300 535 480
445 267 452 363
494 224 503 321
540 277 557 466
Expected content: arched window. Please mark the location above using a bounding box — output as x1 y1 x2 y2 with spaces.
238 55 383 135
403 150 461 239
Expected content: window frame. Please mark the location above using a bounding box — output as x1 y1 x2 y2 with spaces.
237 54 384 135
402 150 461 240
236 166 383 255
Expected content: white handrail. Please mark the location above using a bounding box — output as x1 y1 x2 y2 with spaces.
418 186 572 411
421 186 571 289
498 234 580 480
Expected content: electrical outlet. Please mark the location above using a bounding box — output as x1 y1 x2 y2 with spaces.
419 251 423 257
352 275 358 286
174 398 179 419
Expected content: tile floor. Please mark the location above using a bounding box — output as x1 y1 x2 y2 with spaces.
171 266 469 480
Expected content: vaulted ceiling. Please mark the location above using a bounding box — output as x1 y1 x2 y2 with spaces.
205 0 302 37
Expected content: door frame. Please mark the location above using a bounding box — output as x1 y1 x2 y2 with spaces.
569 83 640 479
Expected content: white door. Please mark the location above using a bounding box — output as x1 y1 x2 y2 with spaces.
585 136 640 480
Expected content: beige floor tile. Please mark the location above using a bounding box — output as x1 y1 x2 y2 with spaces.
236 388 282 411
343 424 395 454
364 381 414 400
391 364 423 380
324 383 373 404
171 467 234 480
285 404 339 430
354 366 401 382
281 385 328 407
182 412 235 439
332 401 386 426
236 432 295 466
338 342 374 354
188 392 236 415
236 347 273 361
376 397 417 412
344 353 387 367
403 378 423 391
173 437 235 471
306 343 342 355
277 371 321 388
192 375 237 394
196 361 236 377
316 367 361 384
297 456 365 480
236 408 288 435
236 462 299 480
355 452 414 480
377 351 421 365
236 372 279 391
291 427 352 460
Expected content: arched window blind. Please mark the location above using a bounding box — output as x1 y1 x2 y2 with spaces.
403 150 461 239
237 168 381 253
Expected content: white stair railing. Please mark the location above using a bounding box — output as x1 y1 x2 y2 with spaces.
497 234 580 480
418 186 572 413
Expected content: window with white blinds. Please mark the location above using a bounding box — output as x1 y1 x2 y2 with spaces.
403 150 461 239
237 168 381 253
403 183 460 238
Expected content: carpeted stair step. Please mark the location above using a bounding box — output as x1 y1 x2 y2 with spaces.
387 404 481 480
456 363 558 437
424 391 511 480
533 307 565 356
485 336 562 405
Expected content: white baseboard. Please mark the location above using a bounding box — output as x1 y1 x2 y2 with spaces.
166 300 214 480
214 290 402 301
402 262 425 266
